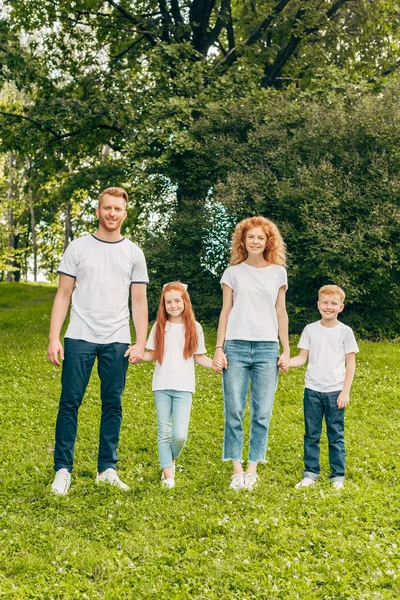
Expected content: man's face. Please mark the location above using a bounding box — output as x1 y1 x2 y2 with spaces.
96 194 127 232
318 293 344 321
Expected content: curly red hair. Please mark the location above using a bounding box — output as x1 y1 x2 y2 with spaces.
230 216 286 266
154 282 198 364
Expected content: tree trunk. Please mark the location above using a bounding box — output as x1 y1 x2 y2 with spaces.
29 190 37 282
64 198 72 250
6 151 15 282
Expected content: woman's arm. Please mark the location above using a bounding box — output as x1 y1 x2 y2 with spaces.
275 286 290 372
213 284 233 372
194 354 213 369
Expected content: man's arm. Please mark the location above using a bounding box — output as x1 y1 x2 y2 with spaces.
129 283 148 364
337 352 356 409
47 274 75 366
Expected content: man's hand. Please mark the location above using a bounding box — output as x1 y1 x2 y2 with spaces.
48 339 64 366
337 391 349 409
213 347 228 373
124 344 145 364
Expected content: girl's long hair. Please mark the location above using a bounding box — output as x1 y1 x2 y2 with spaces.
230 216 287 267
154 282 198 364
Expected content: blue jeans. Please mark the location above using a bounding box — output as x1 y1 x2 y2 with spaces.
153 390 193 468
54 338 129 473
222 340 279 463
303 388 345 482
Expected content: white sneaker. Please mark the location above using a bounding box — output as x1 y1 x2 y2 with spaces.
332 481 344 490
161 477 175 489
295 477 316 489
229 473 245 490
96 468 129 491
51 468 71 496
244 472 258 491
161 463 176 481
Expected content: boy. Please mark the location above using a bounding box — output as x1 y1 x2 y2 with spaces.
290 285 359 490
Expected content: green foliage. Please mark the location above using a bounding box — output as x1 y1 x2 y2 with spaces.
1 283 400 598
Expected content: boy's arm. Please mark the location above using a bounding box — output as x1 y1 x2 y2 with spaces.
337 352 356 409
194 354 213 369
47 274 75 366
275 286 290 372
289 348 309 368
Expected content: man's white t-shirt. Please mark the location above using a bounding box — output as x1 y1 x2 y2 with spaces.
298 321 359 393
58 234 148 344
146 321 206 393
220 262 288 342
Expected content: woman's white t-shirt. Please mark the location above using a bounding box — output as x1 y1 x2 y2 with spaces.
146 321 207 393
220 262 288 342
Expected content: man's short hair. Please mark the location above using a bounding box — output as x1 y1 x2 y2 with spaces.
98 187 128 207
318 284 345 303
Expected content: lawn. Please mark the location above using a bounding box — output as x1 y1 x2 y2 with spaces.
0 282 399 599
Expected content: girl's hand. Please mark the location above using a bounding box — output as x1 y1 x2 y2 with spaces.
278 352 290 373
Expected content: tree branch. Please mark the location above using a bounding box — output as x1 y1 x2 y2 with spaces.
106 0 158 46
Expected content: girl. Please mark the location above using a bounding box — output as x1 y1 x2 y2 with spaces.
214 216 289 491
130 282 216 488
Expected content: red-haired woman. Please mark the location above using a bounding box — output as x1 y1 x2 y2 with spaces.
214 217 290 490
133 282 214 488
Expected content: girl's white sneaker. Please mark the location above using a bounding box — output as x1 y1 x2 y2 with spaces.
162 477 175 489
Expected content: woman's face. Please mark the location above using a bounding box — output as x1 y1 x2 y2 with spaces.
245 227 267 257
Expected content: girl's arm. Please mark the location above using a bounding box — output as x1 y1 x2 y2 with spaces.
289 349 309 368
275 286 290 372
142 350 156 363
213 284 233 372
194 354 213 369
337 352 356 409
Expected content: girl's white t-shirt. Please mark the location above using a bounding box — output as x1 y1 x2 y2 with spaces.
146 321 207 393
221 262 288 342
298 320 359 393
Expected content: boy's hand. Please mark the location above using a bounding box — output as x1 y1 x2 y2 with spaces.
337 391 350 409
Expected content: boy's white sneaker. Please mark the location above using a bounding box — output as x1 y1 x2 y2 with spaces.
244 472 258 491
295 477 316 489
229 473 245 490
51 468 71 496
162 477 175 489
332 481 344 490
96 468 129 491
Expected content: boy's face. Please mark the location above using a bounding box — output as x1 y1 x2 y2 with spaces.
318 293 344 321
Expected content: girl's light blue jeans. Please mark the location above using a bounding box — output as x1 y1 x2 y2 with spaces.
223 340 279 463
153 390 193 468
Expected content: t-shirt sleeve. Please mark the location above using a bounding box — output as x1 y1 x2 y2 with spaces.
344 328 359 354
146 323 156 350
194 323 207 354
220 267 233 289
298 326 311 350
279 267 288 290
131 247 149 284
57 242 77 278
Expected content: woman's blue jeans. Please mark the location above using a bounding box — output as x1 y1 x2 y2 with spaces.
303 388 345 482
222 340 279 463
54 338 128 473
153 390 193 468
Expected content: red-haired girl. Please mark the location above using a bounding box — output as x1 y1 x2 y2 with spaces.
130 282 215 488
214 216 290 490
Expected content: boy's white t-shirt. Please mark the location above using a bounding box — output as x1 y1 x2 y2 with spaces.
147 321 206 393
220 262 288 341
298 320 359 393
58 234 148 344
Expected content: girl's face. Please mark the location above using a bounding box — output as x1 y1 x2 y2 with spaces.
164 290 185 320
245 227 267 256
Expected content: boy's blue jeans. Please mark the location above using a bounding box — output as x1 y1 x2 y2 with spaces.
54 338 129 473
222 340 279 463
303 388 345 482
153 390 193 468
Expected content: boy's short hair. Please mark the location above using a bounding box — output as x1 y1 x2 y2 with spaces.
318 285 345 303
98 187 128 207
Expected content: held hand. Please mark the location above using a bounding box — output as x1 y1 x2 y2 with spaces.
213 348 228 373
277 352 290 373
48 339 64 367
337 392 349 409
124 344 145 364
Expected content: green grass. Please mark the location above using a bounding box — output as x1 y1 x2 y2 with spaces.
0 282 399 599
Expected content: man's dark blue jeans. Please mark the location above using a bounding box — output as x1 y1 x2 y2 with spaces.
302 388 345 482
54 338 129 473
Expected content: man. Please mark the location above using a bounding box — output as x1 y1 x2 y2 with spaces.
47 187 148 495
